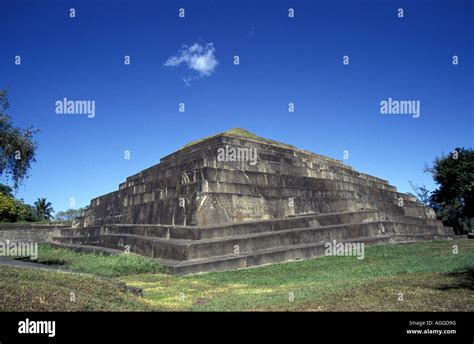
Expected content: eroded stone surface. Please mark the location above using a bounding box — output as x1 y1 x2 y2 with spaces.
74 130 431 227
57 129 453 274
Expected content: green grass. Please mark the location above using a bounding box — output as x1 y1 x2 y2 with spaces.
0 266 154 311
119 239 474 311
35 244 164 277
1 240 473 311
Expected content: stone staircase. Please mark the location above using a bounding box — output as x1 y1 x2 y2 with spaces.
51 209 452 274
48 129 454 274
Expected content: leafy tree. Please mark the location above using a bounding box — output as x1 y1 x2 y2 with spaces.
0 89 38 189
0 183 13 197
55 208 85 222
18 203 38 222
34 198 54 221
408 181 431 207
0 185 38 222
425 147 474 234
0 193 27 222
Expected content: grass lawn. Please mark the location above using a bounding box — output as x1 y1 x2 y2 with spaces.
119 239 474 311
0 266 154 311
0 239 472 311
35 244 164 277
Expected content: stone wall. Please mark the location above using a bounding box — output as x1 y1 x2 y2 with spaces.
0 224 68 243
74 132 435 227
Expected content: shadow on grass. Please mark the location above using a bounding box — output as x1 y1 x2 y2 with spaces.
438 268 474 291
14 256 66 266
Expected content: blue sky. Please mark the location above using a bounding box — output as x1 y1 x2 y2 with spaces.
1 0 473 213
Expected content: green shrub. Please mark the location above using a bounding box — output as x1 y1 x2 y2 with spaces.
0 192 26 222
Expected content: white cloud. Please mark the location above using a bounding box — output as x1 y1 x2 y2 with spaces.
165 43 218 84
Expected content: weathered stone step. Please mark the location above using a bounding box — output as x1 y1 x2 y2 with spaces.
165 233 439 275
111 174 407 213
120 154 397 197
199 168 399 196
54 220 447 261
64 209 444 241
214 161 396 191
193 193 433 225
47 232 443 275
59 226 101 237
47 242 182 267
47 242 122 255
178 222 446 260
60 210 383 240
111 210 385 239
158 134 391 187
80 184 437 227
58 209 445 244
158 134 343 173
79 153 410 226
66 130 454 275
202 180 413 203
78 188 434 228
113 162 402 210
118 132 397 190
53 234 189 260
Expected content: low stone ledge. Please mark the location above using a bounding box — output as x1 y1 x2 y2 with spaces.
0 224 69 243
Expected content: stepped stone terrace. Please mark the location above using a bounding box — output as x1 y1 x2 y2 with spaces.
50 129 453 274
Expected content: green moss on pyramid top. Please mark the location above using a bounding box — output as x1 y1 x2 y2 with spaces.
180 128 296 150
223 128 260 138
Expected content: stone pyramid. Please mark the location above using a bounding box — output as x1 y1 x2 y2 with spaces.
52 129 453 274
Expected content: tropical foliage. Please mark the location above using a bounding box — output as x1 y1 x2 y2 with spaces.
55 207 86 222
0 192 27 222
34 198 54 221
0 89 38 189
425 147 474 234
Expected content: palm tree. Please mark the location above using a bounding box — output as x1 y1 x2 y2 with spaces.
34 198 54 221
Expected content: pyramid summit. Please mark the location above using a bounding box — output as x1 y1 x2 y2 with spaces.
53 129 453 274
75 128 364 227
180 128 297 150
